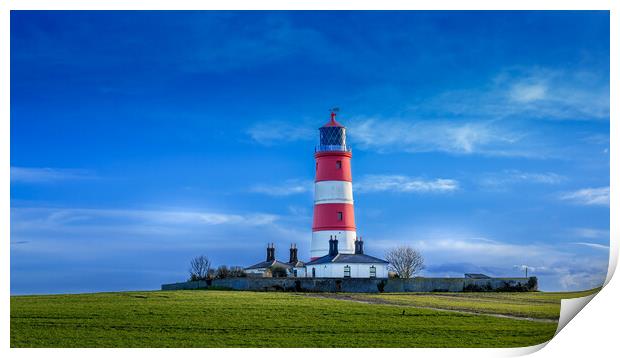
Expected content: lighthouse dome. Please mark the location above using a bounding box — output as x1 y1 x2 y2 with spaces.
317 111 350 152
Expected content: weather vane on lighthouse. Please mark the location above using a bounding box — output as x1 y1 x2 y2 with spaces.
330 107 340 121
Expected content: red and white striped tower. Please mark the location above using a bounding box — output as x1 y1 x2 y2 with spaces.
311 110 356 260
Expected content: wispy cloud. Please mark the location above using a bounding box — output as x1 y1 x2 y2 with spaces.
10 205 312 293
513 264 536 273
479 169 565 189
560 186 609 206
571 228 609 240
502 69 609 120
12 207 279 229
251 179 313 196
371 232 607 291
10 206 300 259
349 118 528 156
572 242 609 250
428 68 609 121
11 167 96 183
246 69 606 156
356 175 458 194
509 82 548 103
246 121 314 145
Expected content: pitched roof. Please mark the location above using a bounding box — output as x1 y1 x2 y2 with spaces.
464 273 491 279
306 253 389 265
244 260 292 270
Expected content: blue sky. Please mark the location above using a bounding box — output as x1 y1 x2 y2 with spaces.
10 11 609 294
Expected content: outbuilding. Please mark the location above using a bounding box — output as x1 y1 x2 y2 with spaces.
244 243 292 277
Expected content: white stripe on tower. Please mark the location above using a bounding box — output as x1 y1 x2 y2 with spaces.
314 181 353 204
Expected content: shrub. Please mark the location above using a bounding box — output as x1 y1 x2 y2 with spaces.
527 277 538 291
463 282 493 292
269 266 288 278
215 265 230 279
229 266 247 278
495 281 530 292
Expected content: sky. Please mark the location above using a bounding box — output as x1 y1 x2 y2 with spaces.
10 10 610 294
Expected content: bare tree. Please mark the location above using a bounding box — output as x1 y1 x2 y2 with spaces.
188 255 211 281
385 246 425 278
215 265 230 279
229 266 247 278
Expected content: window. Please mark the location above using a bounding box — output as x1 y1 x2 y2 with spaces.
337 211 343 221
312 268 316 278
293 269 298 278
336 160 342 169
316 163 318 172
344 265 351 278
370 266 376 278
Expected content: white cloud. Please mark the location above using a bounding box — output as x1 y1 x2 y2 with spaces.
251 179 313 196
349 118 525 156
11 207 280 234
504 170 564 184
246 116 536 157
431 68 609 121
513 264 536 273
510 83 548 103
367 229 608 291
560 186 609 206
246 68 607 158
479 169 565 189
412 237 545 258
11 167 95 183
10 206 306 264
571 228 609 240
572 242 609 250
10 205 313 292
355 175 458 194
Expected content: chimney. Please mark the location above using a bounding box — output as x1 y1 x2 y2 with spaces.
328 237 333 256
289 243 298 264
355 237 364 255
329 236 338 256
266 243 275 261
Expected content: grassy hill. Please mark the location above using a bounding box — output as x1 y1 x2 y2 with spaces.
10 289 599 348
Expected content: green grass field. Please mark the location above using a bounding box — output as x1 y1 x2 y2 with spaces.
344 288 601 320
10 289 599 348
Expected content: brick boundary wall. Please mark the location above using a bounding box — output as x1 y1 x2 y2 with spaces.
162 277 537 293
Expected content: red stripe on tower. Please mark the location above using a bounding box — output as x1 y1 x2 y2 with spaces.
315 152 352 182
311 109 357 260
312 203 356 231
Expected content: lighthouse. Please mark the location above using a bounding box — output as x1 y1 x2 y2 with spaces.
245 109 389 278
311 109 357 259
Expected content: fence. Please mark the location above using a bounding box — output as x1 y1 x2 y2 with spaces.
162 276 536 293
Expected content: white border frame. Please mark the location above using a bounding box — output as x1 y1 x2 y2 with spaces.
2 1 616 357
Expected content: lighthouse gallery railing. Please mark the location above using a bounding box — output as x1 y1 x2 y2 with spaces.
315 145 352 153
